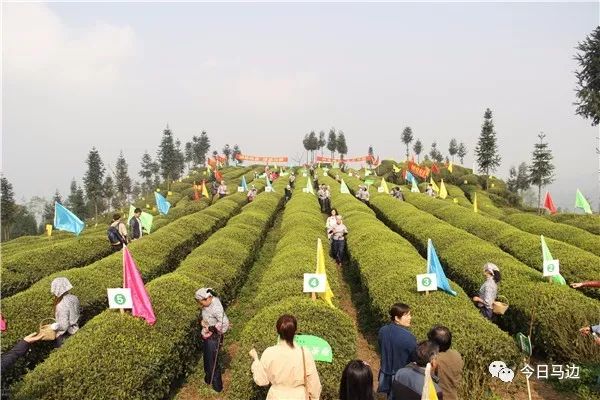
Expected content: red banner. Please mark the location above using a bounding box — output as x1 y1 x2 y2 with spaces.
408 161 430 179
235 154 288 163
316 155 370 163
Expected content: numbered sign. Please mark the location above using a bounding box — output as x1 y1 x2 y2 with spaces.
237 186 245 192
303 273 326 293
543 259 560 277
416 273 438 292
107 288 133 309
265 186 273 193
516 332 532 357
377 187 385 193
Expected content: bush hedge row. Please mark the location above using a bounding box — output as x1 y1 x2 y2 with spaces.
501 213 600 257
460 185 505 218
1 176 255 389
547 213 600 235
401 193 600 299
321 173 520 399
12 180 281 400
228 177 356 400
338 173 600 363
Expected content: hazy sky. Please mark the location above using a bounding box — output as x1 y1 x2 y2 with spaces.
3 2 599 210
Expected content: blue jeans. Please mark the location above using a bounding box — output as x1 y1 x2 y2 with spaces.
203 335 223 392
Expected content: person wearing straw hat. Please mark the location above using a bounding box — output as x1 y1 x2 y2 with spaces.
391 340 444 400
472 263 501 320
195 288 230 393
49 277 80 347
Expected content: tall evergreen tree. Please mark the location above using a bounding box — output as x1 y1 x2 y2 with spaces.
336 131 348 160
429 142 443 163
175 139 185 178
401 127 414 161
103 176 115 211
457 142 467 164
193 131 211 167
448 138 459 162
327 128 337 160
307 131 319 163
114 151 132 209
574 26 600 126
222 144 232 166
516 162 530 194
1 177 17 241
184 141 193 171
67 179 87 219
302 134 311 164
232 144 242 165
413 139 423 162
139 152 155 193
41 190 62 231
506 166 518 193
367 145 375 167
83 147 105 221
131 182 142 199
475 108 501 189
157 127 183 187
528 133 555 213
318 131 326 157
10 205 38 239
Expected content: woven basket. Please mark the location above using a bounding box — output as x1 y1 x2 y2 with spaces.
492 295 509 315
38 318 57 341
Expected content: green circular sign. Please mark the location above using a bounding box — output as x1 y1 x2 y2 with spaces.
422 277 432 287
309 277 320 288
115 294 126 305
547 264 555 272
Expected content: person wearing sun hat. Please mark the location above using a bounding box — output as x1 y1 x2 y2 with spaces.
195 287 230 392
472 263 501 320
50 277 80 347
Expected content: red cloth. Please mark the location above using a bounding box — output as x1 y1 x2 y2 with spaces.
543 192 557 214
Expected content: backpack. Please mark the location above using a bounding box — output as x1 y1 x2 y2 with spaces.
107 224 125 245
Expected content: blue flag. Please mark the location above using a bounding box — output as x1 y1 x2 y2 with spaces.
54 202 84 235
427 239 457 296
406 171 416 184
265 175 275 191
240 175 248 192
154 192 171 215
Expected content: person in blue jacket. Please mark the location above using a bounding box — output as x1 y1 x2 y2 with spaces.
377 303 417 399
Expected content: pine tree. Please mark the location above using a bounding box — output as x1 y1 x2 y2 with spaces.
302 134 311 164
232 144 242 165
475 108 501 188
458 142 467 164
413 139 423 162
318 131 326 157
184 141 193 171
10 205 38 239
175 139 185 179
448 138 458 162
327 128 337 160
401 127 414 161
429 142 443 163
83 147 105 221
42 190 62 231
1 177 17 241
574 26 600 126
506 166 518 193
528 133 555 213
336 131 348 161
367 145 375 167
103 176 115 211
157 126 183 188
516 162 530 194
307 131 319 163
131 182 142 199
139 152 155 193
222 144 232 166
194 131 211 167
114 151 132 209
67 179 87 219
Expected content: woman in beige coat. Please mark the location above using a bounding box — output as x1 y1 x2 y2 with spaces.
249 314 322 399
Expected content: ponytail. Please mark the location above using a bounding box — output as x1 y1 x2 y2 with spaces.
493 270 502 283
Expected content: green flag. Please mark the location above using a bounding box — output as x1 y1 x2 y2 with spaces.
128 205 154 234
305 178 314 194
515 333 532 357
541 235 566 285
293 334 333 363
411 178 420 193
340 179 350 194
575 189 592 214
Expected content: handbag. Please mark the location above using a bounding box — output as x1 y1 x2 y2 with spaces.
302 347 311 400
38 318 57 341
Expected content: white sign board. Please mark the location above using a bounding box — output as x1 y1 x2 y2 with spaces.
349 172 353 177
543 259 560 277
265 186 273 192
237 186 245 192
377 186 385 193
416 273 438 292
302 188 308 193
303 273 326 293
303 173 308 177
107 288 133 309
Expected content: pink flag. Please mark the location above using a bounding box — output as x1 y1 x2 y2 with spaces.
123 247 156 325
0 316 6 332
543 191 557 214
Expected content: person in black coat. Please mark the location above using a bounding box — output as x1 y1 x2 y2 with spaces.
1 332 43 371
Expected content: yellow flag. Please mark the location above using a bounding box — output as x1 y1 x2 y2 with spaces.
167 191 173 196
156 188 161 192
381 178 390 194
315 238 335 308
439 179 448 199
453 198 458 204
448 162 453 173
45 224 53 237
392 164 401 173
146 204 151 208
201 182 209 198
473 192 478 213
429 177 440 193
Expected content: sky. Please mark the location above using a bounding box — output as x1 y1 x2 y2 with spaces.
2 1 599 211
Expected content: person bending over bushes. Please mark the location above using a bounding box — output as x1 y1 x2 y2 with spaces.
339 359 375 400
50 277 80 348
249 314 322 400
472 263 501 320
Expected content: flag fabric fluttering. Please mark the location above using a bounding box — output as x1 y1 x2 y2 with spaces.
380 177 390 194
420 363 439 400
123 247 156 325
541 235 566 285
315 238 335 307
393 164 401 173
154 192 171 215
340 179 350 194
431 163 440 174
543 191 557 214
305 178 314 194
427 239 457 296
240 175 248 192
127 205 154 234
406 171 416 184
447 162 453 173
429 177 440 193
265 175 274 191
201 180 209 198
439 179 448 199
473 193 478 213
411 178 420 193
54 202 85 235
575 189 592 214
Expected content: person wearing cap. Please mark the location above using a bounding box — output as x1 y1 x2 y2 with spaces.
472 263 501 320
50 277 80 347
195 288 230 392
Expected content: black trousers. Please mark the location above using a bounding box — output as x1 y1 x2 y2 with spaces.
203 334 223 392
331 239 346 264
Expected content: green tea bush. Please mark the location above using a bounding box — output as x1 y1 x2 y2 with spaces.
547 213 600 235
